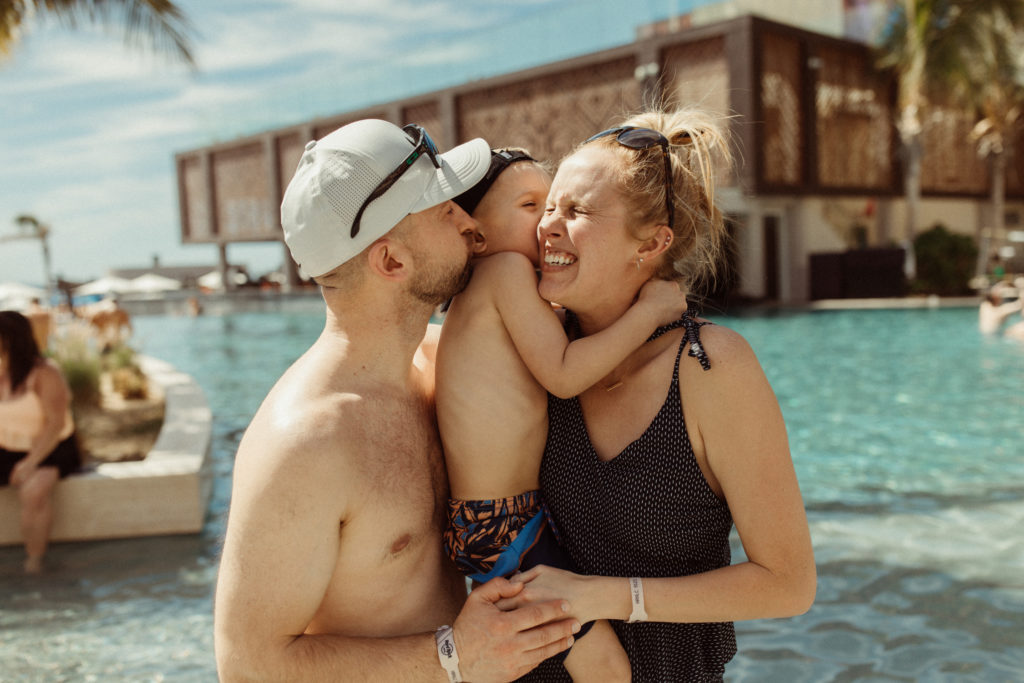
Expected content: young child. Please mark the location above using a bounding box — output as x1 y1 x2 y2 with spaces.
436 149 687 681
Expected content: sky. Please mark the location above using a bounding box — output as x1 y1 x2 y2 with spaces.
0 0 707 288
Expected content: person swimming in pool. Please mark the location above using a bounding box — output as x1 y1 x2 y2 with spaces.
979 287 1022 335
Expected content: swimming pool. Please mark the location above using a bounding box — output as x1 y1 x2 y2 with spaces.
2 305 1022 681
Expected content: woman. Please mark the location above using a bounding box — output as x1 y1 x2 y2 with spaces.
511 109 816 681
1 310 81 573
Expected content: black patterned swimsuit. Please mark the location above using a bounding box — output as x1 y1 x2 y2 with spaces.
523 314 736 682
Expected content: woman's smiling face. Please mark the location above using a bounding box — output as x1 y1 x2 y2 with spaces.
537 145 642 313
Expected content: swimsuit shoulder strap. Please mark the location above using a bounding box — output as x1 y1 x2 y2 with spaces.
652 313 712 373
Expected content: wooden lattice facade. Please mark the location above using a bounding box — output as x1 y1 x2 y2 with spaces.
175 14 1024 301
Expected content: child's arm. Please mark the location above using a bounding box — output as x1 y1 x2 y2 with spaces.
483 252 686 398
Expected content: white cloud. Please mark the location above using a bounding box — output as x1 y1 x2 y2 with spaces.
0 0 637 285
3 25 191 93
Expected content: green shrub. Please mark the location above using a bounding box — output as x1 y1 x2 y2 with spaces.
912 224 978 296
49 322 102 406
62 358 102 405
103 342 137 372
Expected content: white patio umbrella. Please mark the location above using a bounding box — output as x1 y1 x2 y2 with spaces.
131 273 183 293
197 269 247 290
0 281 47 301
0 281 48 309
197 270 224 290
73 276 136 297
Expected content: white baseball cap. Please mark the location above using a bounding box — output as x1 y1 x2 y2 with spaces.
281 119 491 277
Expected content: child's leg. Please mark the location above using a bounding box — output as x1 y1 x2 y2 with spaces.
563 619 631 682
518 508 630 679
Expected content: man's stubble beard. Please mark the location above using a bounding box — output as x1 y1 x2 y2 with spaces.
408 256 473 306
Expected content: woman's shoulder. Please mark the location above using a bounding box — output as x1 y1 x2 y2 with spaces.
678 320 777 430
688 317 753 353
682 318 761 378
27 358 67 390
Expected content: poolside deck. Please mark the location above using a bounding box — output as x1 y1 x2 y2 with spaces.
809 296 980 310
0 356 212 546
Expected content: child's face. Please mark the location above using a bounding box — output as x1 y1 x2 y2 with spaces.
472 163 551 265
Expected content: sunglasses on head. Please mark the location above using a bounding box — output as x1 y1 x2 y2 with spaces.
585 126 679 231
351 123 441 239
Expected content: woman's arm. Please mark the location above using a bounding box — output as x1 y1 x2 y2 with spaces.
505 327 816 624
484 252 686 398
10 363 71 485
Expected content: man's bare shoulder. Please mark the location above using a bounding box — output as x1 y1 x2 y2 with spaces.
234 395 349 493
234 352 374 479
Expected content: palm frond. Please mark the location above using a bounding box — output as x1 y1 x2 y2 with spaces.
0 0 195 67
0 0 27 56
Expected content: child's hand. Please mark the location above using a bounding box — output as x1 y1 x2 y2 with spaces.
636 278 688 327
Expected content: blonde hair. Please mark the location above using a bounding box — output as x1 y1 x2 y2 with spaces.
581 107 732 294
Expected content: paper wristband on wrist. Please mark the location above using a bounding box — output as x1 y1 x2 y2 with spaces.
435 625 463 682
628 577 649 623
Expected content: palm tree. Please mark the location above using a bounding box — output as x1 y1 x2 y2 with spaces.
877 0 1023 280
0 0 195 68
1 214 54 298
963 13 1024 279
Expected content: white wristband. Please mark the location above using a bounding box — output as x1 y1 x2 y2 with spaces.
628 577 648 623
435 625 463 682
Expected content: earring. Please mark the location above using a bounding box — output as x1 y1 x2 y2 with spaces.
635 257 644 271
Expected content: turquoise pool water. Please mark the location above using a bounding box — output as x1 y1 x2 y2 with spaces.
2 305 1022 681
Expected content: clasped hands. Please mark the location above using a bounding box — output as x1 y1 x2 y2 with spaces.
450 567 593 683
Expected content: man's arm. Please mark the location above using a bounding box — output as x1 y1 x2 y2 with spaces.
214 404 577 682
229 579 577 682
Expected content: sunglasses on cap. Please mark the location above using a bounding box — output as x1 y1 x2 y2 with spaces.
585 126 680 231
351 123 441 239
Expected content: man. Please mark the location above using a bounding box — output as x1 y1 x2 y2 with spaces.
214 120 578 681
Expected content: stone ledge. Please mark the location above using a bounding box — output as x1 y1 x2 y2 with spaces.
0 355 213 545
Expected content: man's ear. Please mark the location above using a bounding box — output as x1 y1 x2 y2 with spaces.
366 238 410 282
471 224 488 255
636 224 674 262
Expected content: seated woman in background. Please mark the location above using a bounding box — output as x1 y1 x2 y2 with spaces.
1 310 81 573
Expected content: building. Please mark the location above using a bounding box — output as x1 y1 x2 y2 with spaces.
174 10 1024 304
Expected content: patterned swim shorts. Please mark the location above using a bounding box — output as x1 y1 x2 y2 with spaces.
444 490 551 583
